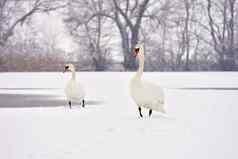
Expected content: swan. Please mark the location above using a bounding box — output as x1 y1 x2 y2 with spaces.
130 44 165 117
63 64 85 109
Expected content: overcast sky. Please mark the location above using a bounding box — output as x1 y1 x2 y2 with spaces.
34 12 77 53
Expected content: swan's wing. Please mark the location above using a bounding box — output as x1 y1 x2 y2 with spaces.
140 81 165 112
65 80 85 101
141 80 164 100
130 79 165 112
130 80 164 104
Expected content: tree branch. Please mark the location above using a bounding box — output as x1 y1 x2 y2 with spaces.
112 0 134 29
207 0 220 53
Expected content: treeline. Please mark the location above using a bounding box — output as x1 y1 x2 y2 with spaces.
1 0 238 72
0 45 65 72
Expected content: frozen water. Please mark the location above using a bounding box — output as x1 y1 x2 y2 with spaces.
0 72 237 159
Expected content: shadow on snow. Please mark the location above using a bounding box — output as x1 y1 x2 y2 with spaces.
0 93 104 108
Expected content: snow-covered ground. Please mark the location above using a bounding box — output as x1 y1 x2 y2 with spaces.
0 72 237 159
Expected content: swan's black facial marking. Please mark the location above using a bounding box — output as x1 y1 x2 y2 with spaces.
65 66 69 70
133 47 140 57
64 65 70 72
134 48 140 53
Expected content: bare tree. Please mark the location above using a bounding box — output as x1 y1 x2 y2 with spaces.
64 0 113 71
207 0 237 70
1 0 238 71
111 0 151 70
65 0 157 70
0 0 67 47
183 0 191 70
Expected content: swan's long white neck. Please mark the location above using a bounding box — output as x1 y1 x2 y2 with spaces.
135 47 144 80
71 70 76 80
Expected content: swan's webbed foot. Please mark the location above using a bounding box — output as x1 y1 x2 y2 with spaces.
138 107 143 118
82 99 85 108
69 101 72 109
149 109 152 117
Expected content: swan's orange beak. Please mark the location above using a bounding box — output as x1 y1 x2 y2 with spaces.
133 48 139 57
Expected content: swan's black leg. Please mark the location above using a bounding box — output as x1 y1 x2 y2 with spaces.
138 107 143 117
69 101 72 109
82 99 85 108
149 109 152 117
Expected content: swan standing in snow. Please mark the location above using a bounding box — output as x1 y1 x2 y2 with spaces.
130 44 165 117
63 64 85 109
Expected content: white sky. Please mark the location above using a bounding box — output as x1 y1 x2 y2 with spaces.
35 12 78 53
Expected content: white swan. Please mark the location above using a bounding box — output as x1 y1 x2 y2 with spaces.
130 44 165 117
63 64 85 109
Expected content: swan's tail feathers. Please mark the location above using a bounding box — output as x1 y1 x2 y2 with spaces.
159 107 166 114
155 100 166 113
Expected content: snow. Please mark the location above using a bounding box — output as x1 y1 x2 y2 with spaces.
0 72 237 159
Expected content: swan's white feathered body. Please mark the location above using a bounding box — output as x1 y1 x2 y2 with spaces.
130 79 165 112
63 64 85 108
130 44 165 115
65 79 85 103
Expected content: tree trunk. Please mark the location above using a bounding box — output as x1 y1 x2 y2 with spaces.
184 0 190 71
227 0 236 70
113 0 150 70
